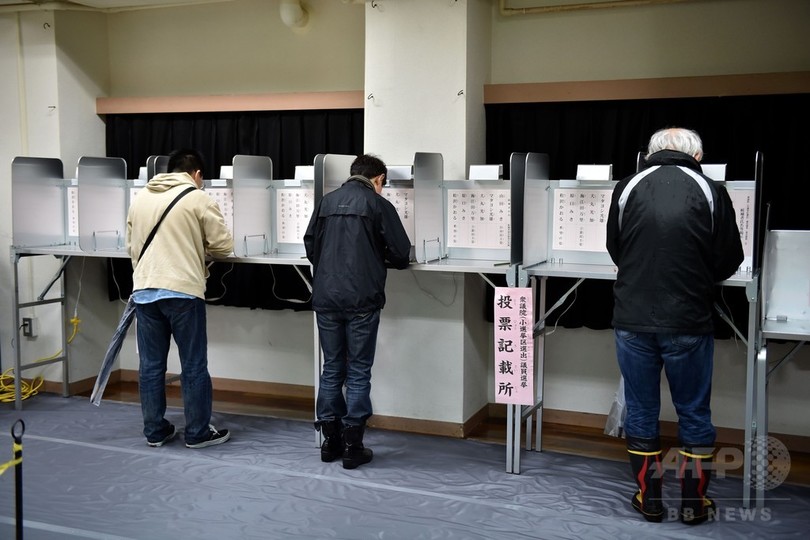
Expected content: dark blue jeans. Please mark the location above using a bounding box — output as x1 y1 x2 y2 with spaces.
316 310 381 427
615 329 716 447
135 298 213 444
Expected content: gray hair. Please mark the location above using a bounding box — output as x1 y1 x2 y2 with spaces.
646 128 703 161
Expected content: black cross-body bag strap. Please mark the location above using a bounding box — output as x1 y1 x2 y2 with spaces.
139 186 196 259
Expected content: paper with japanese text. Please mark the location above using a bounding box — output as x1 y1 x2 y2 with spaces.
552 188 610 252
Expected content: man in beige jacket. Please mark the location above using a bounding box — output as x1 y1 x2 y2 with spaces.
126 148 233 449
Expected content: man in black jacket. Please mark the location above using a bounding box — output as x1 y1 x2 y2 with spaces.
304 154 411 470
606 128 744 525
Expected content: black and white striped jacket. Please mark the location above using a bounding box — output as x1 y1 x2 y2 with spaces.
606 150 744 334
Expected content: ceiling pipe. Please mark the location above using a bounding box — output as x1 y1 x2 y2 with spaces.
498 0 695 16
280 0 308 28
0 0 235 14
0 2 94 14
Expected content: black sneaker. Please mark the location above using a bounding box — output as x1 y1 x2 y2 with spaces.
147 425 177 447
185 425 231 449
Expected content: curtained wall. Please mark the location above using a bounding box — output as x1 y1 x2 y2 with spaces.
105 94 810 326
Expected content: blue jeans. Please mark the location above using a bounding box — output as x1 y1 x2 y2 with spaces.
316 310 381 427
615 329 716 446
135 298 213 444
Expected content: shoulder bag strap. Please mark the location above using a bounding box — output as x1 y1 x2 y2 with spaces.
139 186 196 259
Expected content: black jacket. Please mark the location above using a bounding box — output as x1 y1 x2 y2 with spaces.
606 150 744 334
304 177 411 313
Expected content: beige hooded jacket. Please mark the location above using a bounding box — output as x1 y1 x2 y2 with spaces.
126 172 233 299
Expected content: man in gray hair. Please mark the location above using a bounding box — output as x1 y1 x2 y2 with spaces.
606 128 743 524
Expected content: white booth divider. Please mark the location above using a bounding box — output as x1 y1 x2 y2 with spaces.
12 156 68 248
232 154 273 258
413 152 445 263
77 156 128 254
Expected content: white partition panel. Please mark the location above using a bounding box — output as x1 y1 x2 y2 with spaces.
413 152 444 263
761 230 810 334
146 155 169 180
77 156 128 254
319 154 356 199
510 153 527 266
232 155 273 257
11 156 67 247
519 152 550 269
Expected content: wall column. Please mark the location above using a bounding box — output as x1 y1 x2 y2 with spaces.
363 0 491 179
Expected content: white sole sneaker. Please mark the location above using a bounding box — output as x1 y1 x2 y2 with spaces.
147 426 177 447
186 426 231 449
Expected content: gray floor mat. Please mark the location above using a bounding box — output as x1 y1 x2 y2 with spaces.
1 395 808 539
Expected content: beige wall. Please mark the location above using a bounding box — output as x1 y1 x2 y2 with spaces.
491 0 810 84
106 0 365 97
0 14 24 387
98 0 810 99
55 10 109 172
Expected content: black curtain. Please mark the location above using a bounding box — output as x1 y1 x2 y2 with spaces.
106 109 363 181
485 93 810 334
105 109 363 310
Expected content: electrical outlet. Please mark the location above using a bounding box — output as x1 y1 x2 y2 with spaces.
22 317 37 338
22 318 32 337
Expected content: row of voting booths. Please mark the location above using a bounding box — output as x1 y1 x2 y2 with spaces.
11 151 518 264
10 149 787 508
11 150 755 271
